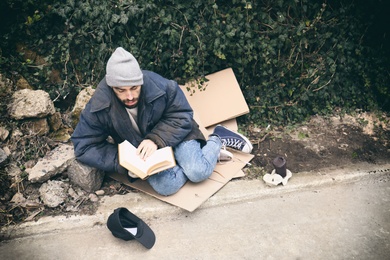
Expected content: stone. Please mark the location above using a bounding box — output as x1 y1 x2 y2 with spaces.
6 163 22 183
70 87 95 128
0 148 8 165
39 180 69 208
20 118 50 136
95 190 105 196
72 87 95 112
0 126 9 141
67 159 104 192
11 192 26 204
88 193 99 202
16 77 33 90
48 112 63 131
28 144 75 183
8 89 55 120
2 146 11 156
49 128 71 142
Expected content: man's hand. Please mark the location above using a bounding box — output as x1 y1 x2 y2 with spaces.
136 139 158 160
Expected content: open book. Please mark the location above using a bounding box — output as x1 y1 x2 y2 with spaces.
118 140 176 180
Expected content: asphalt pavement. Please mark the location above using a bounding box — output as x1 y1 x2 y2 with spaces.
1 162 390 260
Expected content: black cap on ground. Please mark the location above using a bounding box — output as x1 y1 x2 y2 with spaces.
107 207 156 249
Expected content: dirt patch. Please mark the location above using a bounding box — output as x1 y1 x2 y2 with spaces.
245 113 390 178
1 113 389 227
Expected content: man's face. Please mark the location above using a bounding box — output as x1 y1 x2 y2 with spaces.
112 85 142 109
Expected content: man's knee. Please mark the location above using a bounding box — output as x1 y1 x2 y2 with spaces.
185 168 212 183
150 181 182 196
147 168 187 196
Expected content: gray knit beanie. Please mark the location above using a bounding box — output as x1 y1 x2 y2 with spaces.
105 47 144 87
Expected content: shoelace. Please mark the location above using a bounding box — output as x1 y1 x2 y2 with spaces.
222 138 243 150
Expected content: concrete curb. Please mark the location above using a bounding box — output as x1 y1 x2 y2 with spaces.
1 162 389 240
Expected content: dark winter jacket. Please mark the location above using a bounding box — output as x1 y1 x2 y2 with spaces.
71 70 205 175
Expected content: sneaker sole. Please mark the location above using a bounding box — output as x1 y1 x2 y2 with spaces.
235 131 253 153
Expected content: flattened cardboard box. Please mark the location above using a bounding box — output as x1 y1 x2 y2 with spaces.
180 68 249 128
109 68 253 212
108 123 251 212
108 151 253 212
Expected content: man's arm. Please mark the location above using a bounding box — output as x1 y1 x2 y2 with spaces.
71 103 127 175
145 79 193 148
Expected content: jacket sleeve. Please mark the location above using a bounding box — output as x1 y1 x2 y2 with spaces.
71 103 127 175
145 80 193 148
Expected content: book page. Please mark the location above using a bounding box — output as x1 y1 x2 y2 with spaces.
118 141 148 178
142 147 176 175
118 140 176 179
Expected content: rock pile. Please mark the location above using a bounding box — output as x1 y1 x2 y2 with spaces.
1 73 101 209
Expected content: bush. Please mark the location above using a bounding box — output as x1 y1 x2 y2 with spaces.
0 0 388 126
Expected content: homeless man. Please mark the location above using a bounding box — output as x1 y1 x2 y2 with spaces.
71 47 252 196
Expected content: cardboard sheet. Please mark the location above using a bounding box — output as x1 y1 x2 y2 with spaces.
108 151 253 212
195 113 238 138
180 68 249 128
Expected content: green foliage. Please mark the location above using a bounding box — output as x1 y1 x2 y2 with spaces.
0 0 388 125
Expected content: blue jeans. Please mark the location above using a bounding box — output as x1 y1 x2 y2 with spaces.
147 136 222 196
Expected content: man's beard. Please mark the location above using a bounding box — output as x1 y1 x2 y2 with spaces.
123 98 138 109
125 104 138 109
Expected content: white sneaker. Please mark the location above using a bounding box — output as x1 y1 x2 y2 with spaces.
218 148 233 161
